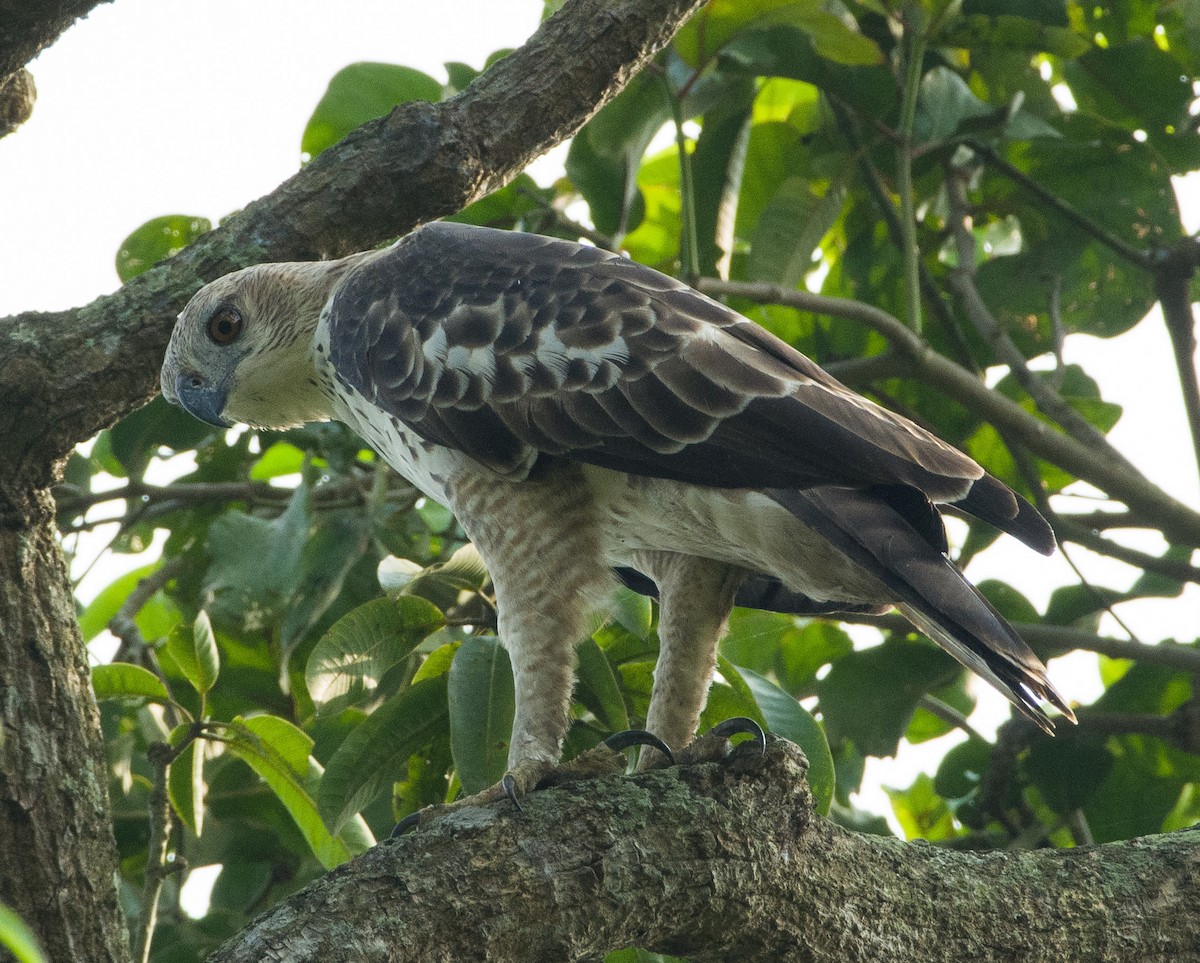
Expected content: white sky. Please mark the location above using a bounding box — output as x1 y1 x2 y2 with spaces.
4 0 1198 850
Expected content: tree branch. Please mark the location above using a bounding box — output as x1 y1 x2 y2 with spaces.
205 739 1200 963
696 277 1200 546
845 611 1200 674
0 0 110 86
0 0 706 493
1151 239 1200 484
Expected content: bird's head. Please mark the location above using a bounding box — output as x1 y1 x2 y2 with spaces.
162 258 356 430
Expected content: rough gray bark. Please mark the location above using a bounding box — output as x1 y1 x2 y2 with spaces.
206 739 1199 963
0 0 705 958
0 0 109 111
0 491 131 963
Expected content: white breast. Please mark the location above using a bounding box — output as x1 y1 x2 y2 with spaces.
327 382 464 505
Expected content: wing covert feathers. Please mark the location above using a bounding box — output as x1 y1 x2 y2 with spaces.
324 223 1050 546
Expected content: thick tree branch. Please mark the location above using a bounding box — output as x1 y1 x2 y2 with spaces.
0 0 110 87
206 739 1200 963
0 0 706 495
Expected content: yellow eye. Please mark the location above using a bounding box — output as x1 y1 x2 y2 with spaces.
207 306 243 345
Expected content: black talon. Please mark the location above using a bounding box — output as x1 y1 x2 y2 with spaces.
709 716 767 754
604 728 676 765
502 772 524 812
391 811 422 837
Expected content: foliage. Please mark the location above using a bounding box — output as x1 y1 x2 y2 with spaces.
62 1 1200 959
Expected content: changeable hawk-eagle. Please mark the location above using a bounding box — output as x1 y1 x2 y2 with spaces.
161 223 1072 804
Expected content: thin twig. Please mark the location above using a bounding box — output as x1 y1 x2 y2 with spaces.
895 9 928 333
134 734 195 963
966 139 1151 271
841 611 1200 672
1151 240 1200 486
1055 517 1200 586
830 99 977 367
944 161 1145 478
918 694 989 744
695 276 1200 546
514 186 619 251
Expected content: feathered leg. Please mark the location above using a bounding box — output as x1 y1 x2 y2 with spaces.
449 465 615 789
634 552 745 767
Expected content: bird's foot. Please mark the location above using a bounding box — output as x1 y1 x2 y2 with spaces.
391 730 673 836
674 716 766 767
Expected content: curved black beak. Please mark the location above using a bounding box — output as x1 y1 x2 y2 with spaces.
173 370 231 428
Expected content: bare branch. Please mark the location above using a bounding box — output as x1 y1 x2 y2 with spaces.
944 162 1144 476
843 611 1200 673
696 277 1200 547
0 0 109 85
1151 240 1200 485
966 139 1151 271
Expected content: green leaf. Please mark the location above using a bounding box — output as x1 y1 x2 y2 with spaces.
575 637 630 733
380 542 490 613
914 66 995 144
714 656 767 730
167 726 206 836
166 611 220 695
1083 735 1186 843
1025 737 1113 815
319 676 449 833
108 395 218 478
236 714 314 773
249 442 305 480
565 73 672 236
449 637 515 795
302 62 443 159
817 640 960 757
78 563 158 642
204 484 311 635
307 596 446 715
224 716 351 868
0 902 47 963
691 79 755 277
280 513 371 657
943 13 1090 57
933 737 992 800
91 663 171 703
885 773 959 841
906 678 976 744
115 214 211 282
749 176 845 286
740 668 834 814
209 862 274 914
792 10 883 66
719 27 896 119
413 641 460 684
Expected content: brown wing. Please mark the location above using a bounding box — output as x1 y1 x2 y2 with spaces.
325 223 1052 552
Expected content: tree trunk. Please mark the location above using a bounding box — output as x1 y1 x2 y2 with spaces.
0 488 129 963
206 740 1199 963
